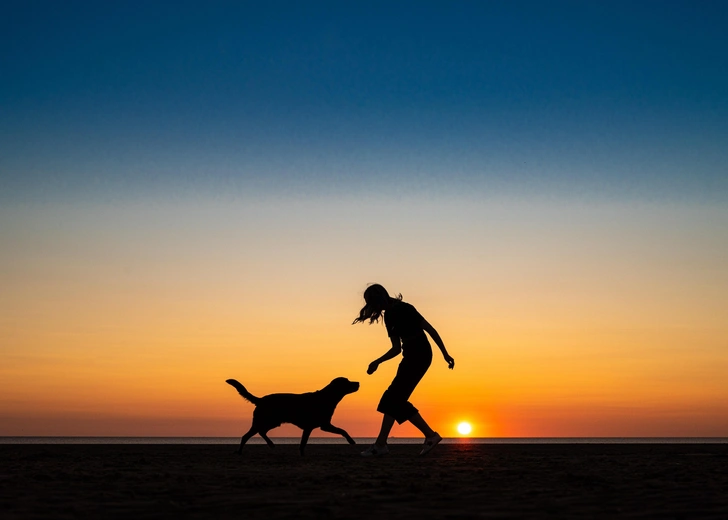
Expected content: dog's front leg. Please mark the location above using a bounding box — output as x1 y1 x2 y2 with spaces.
299 429 313 456
320 423 356 445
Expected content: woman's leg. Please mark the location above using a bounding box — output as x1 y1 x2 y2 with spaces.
408 411 436 438
375 414 395 446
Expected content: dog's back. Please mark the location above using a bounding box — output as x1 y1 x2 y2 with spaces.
255 391 325 430
228 385 346 429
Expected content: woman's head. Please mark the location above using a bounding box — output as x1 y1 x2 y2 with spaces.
352 283 402 325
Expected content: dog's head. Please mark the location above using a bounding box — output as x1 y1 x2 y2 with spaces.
327 377 360 396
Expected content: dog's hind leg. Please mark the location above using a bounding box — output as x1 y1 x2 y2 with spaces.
236 425 257 454
259 430 275 449
320 423 356 445
299 429 313 456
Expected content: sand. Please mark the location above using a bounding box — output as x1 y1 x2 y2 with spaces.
2 442 727 519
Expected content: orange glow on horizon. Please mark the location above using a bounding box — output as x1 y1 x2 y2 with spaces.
2 198 727 437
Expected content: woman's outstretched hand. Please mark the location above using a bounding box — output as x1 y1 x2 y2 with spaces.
444 354 455 370
367 361 379 375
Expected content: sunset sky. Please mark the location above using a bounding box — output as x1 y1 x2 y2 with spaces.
2 1 727 438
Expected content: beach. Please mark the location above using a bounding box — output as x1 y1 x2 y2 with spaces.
2 442 727 519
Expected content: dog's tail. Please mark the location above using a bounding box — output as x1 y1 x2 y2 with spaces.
226 379 261 405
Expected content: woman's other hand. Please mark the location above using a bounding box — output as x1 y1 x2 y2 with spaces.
367 361 379 375
444 355 455 370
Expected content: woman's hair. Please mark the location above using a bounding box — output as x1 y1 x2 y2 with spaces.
352 283 403 325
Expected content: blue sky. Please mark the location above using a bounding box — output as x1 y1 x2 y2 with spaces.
2 0 727 203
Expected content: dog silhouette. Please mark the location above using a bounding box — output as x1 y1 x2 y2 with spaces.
226 377 359 455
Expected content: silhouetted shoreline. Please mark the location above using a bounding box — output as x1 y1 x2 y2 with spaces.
3 436 727 444
3 443 727 518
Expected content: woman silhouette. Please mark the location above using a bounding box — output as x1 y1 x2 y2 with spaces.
353 283 454 456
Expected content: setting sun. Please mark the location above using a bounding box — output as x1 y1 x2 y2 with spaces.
457 422 472 435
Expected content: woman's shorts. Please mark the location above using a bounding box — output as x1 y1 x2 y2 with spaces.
376 340 433 424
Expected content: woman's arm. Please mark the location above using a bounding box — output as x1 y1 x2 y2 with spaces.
367 337 402 374
422 319 455 369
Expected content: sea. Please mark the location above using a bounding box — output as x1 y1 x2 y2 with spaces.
2 437 726 445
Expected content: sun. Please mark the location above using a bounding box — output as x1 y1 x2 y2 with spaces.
456 421 472 435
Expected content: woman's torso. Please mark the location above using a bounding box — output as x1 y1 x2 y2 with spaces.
384 301 431 356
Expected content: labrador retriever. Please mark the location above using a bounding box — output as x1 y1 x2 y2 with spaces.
226 377 359 455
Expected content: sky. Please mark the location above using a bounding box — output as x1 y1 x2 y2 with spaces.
1 0 727 438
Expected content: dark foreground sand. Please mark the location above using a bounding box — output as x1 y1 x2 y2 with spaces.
2 443 727 519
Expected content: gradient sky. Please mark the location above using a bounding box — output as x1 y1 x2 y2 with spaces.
2 1 727 438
